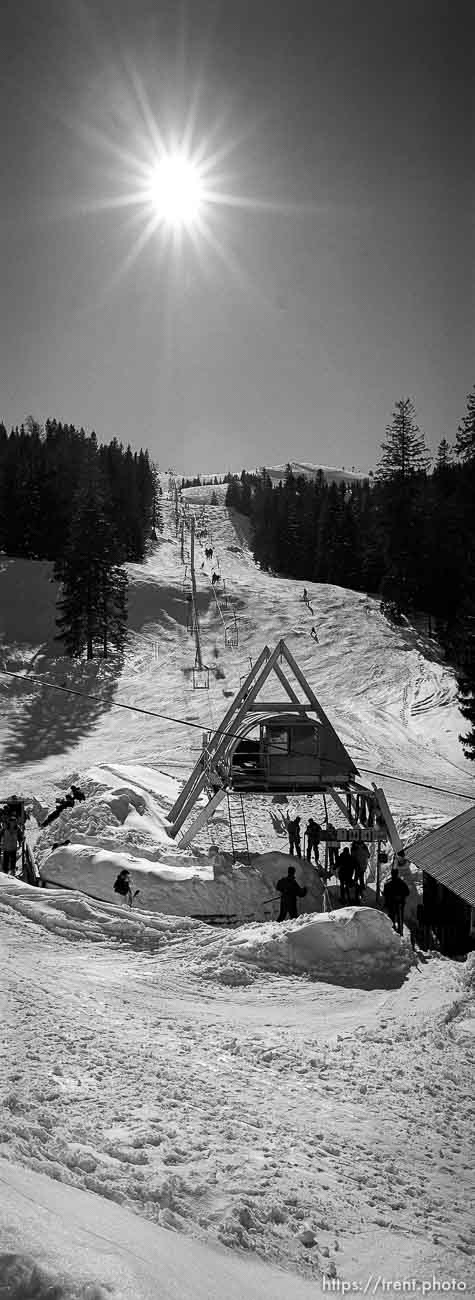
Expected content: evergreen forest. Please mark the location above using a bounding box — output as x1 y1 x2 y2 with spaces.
226 392 475 758
0 418 160 659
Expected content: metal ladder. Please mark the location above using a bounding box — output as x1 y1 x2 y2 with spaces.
227 792 250 864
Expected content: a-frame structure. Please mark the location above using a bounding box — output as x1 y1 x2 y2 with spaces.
167 639 403 855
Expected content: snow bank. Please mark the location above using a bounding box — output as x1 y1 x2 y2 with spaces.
35 771 324 922
0 1158 320 1300
0 879 411 986
39 844 317 921
187 907 414 989
0 877 202 950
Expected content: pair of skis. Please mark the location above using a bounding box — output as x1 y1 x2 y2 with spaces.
126 889 140 909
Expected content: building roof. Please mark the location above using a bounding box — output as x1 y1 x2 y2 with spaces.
409 806 475 908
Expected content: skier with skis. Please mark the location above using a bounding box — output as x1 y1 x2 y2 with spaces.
113 869 139 908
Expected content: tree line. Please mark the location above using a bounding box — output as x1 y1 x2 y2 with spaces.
226 391 475 759
0 418 160 660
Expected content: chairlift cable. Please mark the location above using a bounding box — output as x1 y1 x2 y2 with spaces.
0 667 473 803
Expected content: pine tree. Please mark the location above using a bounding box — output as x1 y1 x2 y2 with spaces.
435 437 453 471
55 475 128 659
377 398 431 481
376 399 430 611
455 385 475 463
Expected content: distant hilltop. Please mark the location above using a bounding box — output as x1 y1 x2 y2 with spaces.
259 461 370 487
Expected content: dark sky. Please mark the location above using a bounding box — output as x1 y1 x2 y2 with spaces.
1 0 473 472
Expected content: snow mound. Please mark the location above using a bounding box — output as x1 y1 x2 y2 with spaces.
0 880 411 986
0 877 202 950
0 1253 109 1300
189 907 414 988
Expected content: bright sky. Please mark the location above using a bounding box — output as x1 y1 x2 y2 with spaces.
0 0 473 472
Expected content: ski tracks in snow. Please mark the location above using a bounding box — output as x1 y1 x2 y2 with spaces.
1 909 474 1286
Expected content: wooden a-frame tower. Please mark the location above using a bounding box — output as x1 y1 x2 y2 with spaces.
167 639 403 855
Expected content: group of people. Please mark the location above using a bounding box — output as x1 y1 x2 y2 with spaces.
302 588 319 640
286 814 317 859
281 810 412 935
41 785 85 828
285 815 342 870
337 840 370 904
286 813 373 906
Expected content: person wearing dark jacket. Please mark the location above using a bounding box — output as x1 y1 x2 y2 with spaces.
383 867 409 935
350 840 370 902
113 869 139 908
276 865 307 921
305 818 321 865
287 815 302 857
337 847 353 904
2 817 19 875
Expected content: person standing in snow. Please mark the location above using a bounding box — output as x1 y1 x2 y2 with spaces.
113 869 139 908
337 846 353 904
383 866 409 935
287 815 302 857
326 824 339 870
2 816 19 875
350 840 370 903
276 865 307 921
305 818 321 865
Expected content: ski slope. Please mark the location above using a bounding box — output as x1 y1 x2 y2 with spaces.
0 479 473 833
1 480 474 1295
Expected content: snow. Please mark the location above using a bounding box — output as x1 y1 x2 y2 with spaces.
1 477 474 1294
0 877 413 987
264 459 369 486
0 1159 319 1299
1 899 474 1292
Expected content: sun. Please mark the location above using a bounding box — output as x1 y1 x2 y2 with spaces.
146 154 205 229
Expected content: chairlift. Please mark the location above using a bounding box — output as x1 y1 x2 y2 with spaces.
193 664 210 689
224 621 239 648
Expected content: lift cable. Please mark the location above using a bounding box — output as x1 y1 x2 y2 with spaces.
0 667 473 804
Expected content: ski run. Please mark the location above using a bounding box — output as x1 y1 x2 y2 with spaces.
0 479 474 1299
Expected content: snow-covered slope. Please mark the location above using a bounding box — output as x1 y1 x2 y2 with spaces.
1 480 474 1294
0 1158 323 1300
1 895 474 1291
264 459 369 486
0 482 472 824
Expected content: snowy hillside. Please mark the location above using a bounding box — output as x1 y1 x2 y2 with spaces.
264 460 369 486
1 479 474 1297
0 479 472 825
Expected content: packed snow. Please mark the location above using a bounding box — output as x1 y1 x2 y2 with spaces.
1 478 474 1296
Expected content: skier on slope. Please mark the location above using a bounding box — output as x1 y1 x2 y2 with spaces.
276 865 307 922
